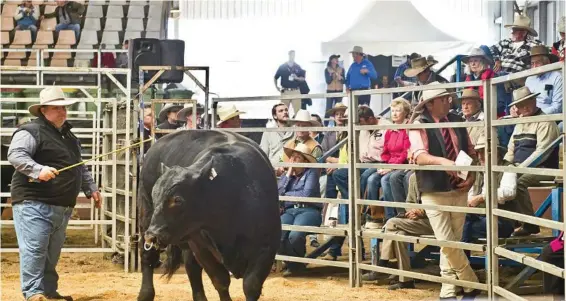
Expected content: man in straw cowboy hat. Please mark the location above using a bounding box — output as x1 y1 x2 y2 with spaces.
403 56 448 108
281 109 323 162
500 86 560 237
274 50 307 114
524 45 563 129
345 46 377 106
490 14 543 74
319 103 348 201
7 86 101 301
176 103 205 130
216 104 245 128
260 103 293 169
552 16 565 62
408 82 480 299
156 103 183 138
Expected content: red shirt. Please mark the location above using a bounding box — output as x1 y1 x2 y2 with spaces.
92 53 116 68
381 128 410 164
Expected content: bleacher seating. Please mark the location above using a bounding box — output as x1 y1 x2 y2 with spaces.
1 0 164 70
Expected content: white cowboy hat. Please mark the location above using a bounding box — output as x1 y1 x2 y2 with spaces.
414 82 457 111
504 15 538 37
288 109 321 126
28 87 77 117
158 103 183 123
404 57 437 78
462 47 494 65
176 103 204 121
283 143 317 164
508 86 540 108
349 45 364 54
216 104 245 126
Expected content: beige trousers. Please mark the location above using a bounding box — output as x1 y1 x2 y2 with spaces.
281 89 302 115
421 190 479 298
380 217 433 282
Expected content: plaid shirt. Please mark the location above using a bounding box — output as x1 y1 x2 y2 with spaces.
490 37 544 73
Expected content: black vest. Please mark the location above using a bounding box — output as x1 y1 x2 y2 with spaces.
10 117 83 207
512 109 560 169
416 111 470 193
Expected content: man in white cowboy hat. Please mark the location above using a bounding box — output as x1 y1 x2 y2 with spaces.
552 16 565 62
403 56 448 108
501 86 560 237
216 104 245 128
345 46 377 106
459 89 485 147
260 103 293 170
176 103 204 130
156 103 183 138
490 14 543 74
281 109 322 161
274 50 307 114
524 45 563 128
408 82 480 299
7 86 101 301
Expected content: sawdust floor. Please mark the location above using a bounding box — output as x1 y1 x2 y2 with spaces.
0 228 556 301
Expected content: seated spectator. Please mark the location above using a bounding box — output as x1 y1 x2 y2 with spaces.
462 135 515 243
321 103 348 200
463 47 495 100
14 1 39 42
502 86 560 236
216 104 245 129
309 114 324 144
278 143 321 277
116 40 129 68
380 98 411 221
176 103 204 130
551 17 565 62
41 0 85 41
524 46 563 130
282 110 322 160
260 103 293 172
403 57 448 108
156 103 182 139
460 89 485 146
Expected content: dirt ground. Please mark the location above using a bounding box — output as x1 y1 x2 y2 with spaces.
0 227 556 301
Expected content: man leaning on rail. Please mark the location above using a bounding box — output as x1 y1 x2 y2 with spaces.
408 82 480 300
7 87 101 301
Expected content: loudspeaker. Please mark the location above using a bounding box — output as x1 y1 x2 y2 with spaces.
128 38 185 84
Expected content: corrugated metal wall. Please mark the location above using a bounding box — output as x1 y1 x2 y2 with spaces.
180 0 305 19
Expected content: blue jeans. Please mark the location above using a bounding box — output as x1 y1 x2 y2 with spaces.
12 200 72 300
55 23 81 41
280 207 322 270
325 170 338 199
16 24 37 41
380 172 400 220
461 214 514 243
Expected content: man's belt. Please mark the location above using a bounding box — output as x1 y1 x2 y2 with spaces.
281 87 299 91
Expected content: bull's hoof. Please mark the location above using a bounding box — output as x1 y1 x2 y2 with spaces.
137 289 155 301
193 291 208 301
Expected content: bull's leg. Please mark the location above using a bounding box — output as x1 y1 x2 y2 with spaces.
242 247 276 301
137 247 160 301
183 249 208 301
188 240 232 301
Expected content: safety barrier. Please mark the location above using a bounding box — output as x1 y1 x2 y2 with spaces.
0 65 135 272
204 61 565 298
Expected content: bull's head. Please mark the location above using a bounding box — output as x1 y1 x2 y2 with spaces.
144 157 215 248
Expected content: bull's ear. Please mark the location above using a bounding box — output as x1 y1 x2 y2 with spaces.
160 162 171 174
190 157 215 182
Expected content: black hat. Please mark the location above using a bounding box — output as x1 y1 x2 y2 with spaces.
329 54 341 61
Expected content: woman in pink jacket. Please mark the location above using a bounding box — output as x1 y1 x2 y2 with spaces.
379 98 411 220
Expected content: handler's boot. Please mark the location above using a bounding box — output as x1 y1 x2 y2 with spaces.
27 294 47 301
45 292 73 301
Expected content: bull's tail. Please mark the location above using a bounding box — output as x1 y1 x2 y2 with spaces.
162 245 183 281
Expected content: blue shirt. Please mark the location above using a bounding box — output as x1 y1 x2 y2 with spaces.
278 168 321 209
346 58 377 90
394 61 414 82
525 70 563 115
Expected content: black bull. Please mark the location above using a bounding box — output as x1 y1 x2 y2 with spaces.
137 130 281 301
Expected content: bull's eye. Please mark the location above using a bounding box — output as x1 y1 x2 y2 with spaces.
168 196 183 208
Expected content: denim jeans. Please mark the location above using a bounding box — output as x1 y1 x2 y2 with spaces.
461 214 514 243
55 23 81 41
332 168 351 200
16 24 37 41
383 170 410 218
280 207 322 270
325 171 338 199
12 200 72 300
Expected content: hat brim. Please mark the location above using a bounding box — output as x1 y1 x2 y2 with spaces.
462 55 493 65
458 95 483 102
176 106 204 121
403 62 436 78
523 53 560 64
508 93 540 107
216 111 245 126
28 99 77 117
504 24 538 37
158 105 184 123
414 92 457 112
283 147 317 164
326 106 348 116
349 50 364 54
288 120 321 127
